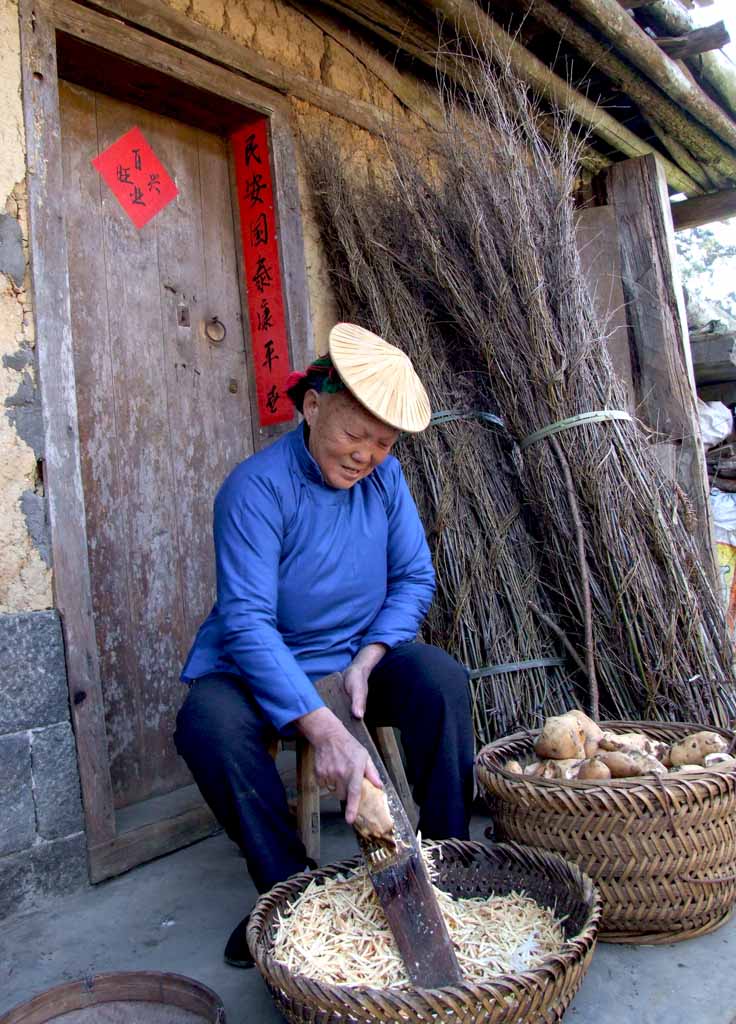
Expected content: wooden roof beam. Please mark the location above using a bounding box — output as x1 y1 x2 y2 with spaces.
506 0 736 185
657 22 730 60
641 0 736 113
566 0 736 151
404 0 701 193
671 188 736 230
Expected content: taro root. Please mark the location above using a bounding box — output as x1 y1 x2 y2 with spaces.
354 779 394 843
566 710 604 757
704 752 736 769
576 758 612 781
597 751 667 778
535 715 586 760
546 757 585 780
669 731 729 767
599 731 667 760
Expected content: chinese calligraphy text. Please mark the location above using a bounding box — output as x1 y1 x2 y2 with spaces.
231 119 292 427
92 126 178 229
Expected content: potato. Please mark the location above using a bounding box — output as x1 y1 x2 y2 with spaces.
597 751 667 778
566 709 605 757
504 759 524 774
669 731 729 767
535 715 587 760
576 757 612 781
599 731 667 760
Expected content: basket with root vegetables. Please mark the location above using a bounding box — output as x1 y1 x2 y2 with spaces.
247 840 600 1024
477 712 736 943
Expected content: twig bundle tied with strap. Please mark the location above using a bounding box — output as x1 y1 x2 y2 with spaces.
303 139 577 743
303 45 735 728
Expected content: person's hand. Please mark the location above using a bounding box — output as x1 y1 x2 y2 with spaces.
343 662 370 719
343 643 389 718
297 707 382 824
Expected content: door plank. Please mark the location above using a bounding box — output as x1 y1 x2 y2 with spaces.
59 81 147 804
61 84 261 810
93 92 187 806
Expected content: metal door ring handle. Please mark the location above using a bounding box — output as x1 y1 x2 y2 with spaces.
205 317 226 344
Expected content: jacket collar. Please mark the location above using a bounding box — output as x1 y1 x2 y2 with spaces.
291 421 327 486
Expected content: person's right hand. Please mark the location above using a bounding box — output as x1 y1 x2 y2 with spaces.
297 707 382 825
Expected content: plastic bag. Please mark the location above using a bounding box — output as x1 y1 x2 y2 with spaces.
711 487 736 637
699 399 733 450
699 399 732 449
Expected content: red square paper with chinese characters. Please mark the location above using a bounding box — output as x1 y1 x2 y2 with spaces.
92 127 178 229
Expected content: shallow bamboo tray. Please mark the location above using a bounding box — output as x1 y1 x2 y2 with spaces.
0 972 226 1024
477 719 736 944
248 839 600 1024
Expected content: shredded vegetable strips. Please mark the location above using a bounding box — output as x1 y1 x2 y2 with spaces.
271 850 565 988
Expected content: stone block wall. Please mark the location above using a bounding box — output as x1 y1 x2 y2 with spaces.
0 611 87 919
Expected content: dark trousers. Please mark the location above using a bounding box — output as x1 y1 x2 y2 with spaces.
174 643 475 894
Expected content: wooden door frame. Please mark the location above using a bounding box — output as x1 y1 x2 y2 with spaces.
19 0 314 882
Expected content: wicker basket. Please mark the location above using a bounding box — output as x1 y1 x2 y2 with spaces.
248 839 600 1024
477 719 736 944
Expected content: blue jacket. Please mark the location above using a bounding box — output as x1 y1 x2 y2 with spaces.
181 423 436 731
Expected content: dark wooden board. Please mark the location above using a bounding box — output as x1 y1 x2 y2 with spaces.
691 334 736 385
607 154 716 575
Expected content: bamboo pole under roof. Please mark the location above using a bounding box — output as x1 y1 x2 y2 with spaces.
508 0 736 184
565 0 736 151
319 0 703 193
643 0 736 113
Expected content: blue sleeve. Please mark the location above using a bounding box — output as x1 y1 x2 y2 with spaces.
214 471 324 732
361 463 436 648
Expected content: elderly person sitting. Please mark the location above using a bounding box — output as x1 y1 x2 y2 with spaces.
174 323 474 967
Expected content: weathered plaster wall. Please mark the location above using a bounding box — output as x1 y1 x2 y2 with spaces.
0 0 52 613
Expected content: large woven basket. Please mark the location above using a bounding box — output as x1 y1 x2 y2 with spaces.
477 719 736 944
248 839 600 1024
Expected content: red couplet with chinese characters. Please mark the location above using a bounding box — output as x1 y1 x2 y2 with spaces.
92 126 178 229
231 119 293 428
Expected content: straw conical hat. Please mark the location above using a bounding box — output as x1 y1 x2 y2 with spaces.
328 323 431 433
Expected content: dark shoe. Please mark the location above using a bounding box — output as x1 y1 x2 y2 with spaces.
224 913 255 969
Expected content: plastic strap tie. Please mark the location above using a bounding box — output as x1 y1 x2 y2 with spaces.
519 410 633 450
430 408 506 431
468 657 566 680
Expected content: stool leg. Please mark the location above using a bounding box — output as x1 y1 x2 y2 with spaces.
296 736 320 863
373 726 420 830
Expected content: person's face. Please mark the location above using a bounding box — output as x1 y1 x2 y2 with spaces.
302 389 399 489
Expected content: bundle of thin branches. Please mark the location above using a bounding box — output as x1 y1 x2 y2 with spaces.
369 58 733 725
304 136 578 741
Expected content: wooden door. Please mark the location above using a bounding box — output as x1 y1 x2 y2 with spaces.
59 81 255 810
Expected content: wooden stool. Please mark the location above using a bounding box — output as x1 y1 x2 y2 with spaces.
295 727 418 863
